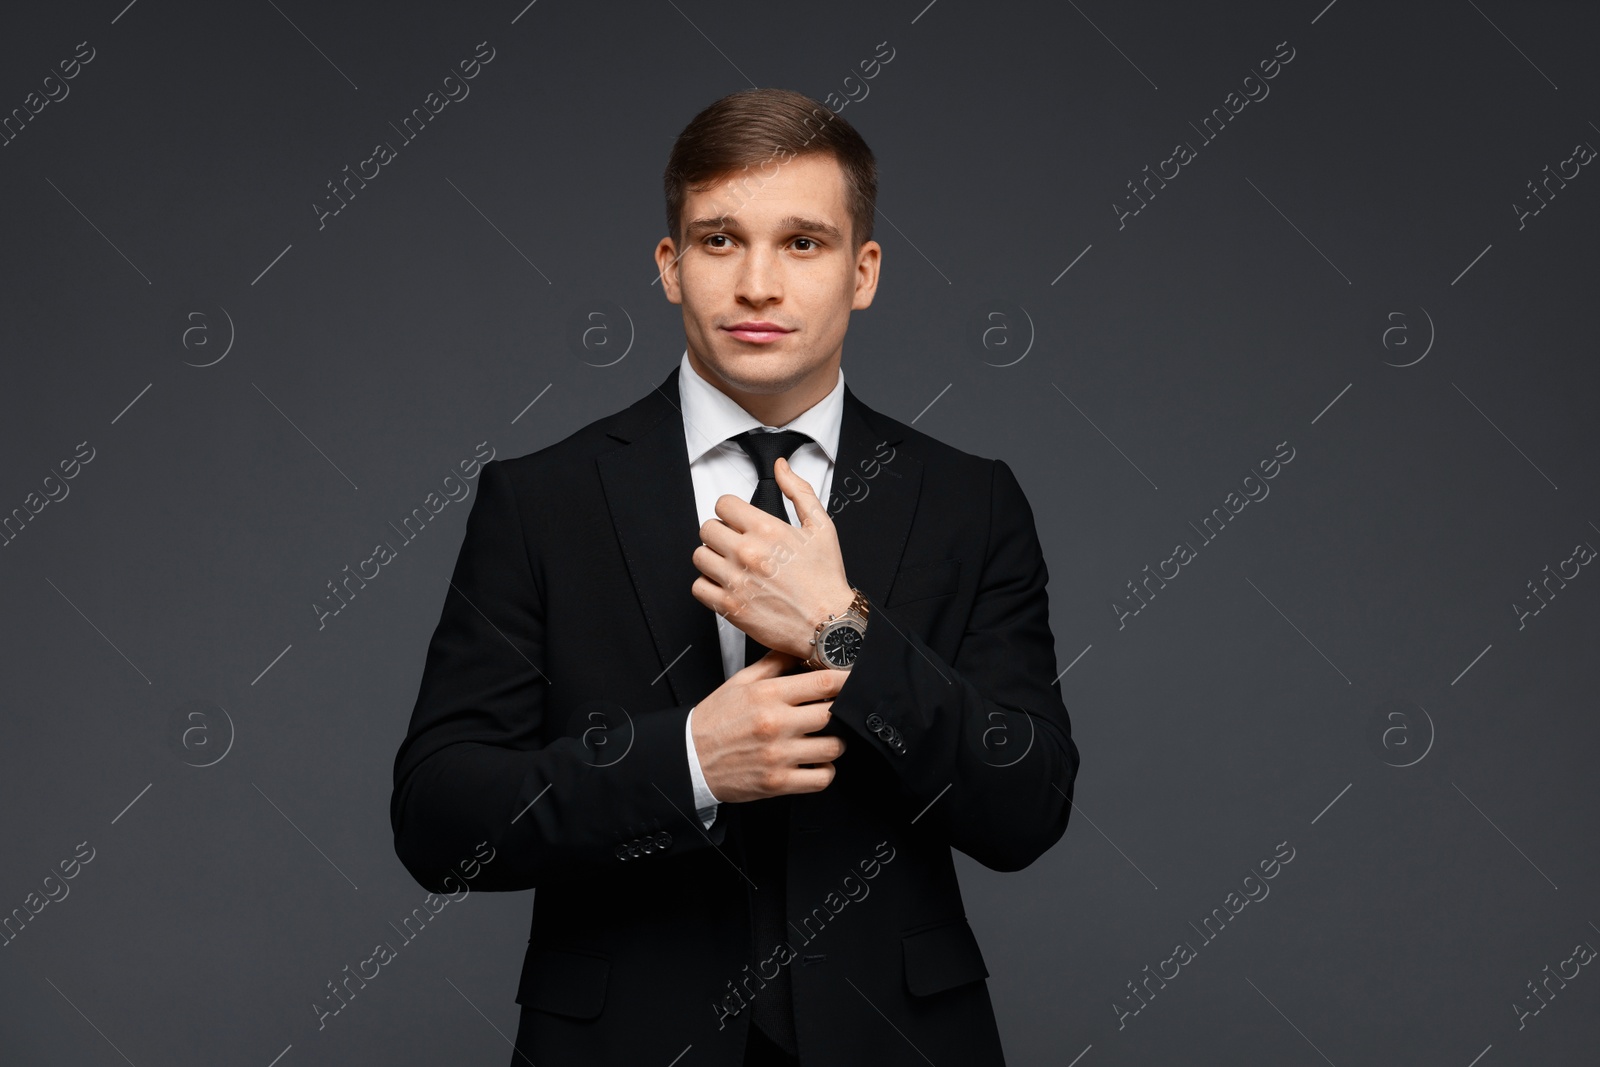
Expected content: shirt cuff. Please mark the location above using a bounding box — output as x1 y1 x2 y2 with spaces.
685 704 721 830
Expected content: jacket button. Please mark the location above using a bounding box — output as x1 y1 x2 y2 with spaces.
865 713 885 731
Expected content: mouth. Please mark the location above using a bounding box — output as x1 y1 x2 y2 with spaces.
720 321 794 344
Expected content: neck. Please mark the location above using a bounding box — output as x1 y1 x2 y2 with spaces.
686 348 839 427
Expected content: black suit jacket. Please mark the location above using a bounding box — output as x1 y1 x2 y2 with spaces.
390 366 1080 1065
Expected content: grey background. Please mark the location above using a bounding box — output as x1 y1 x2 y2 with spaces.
2 0 1596 1064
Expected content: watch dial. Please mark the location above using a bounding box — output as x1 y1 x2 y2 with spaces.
823 625 863 665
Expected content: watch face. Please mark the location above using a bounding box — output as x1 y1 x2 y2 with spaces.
822 623 863 666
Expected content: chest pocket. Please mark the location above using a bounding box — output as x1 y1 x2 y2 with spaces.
886 557 961 607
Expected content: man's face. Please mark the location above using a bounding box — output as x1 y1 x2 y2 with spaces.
655 152 881 404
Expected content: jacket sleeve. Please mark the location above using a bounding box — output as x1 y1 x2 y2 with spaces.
830 457 1080 872
390 459 727 893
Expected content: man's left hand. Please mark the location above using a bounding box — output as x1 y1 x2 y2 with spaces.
691 456 855 660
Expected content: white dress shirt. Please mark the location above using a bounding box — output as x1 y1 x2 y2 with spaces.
678 348 844 829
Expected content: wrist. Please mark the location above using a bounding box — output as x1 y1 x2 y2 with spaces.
819 584 856 631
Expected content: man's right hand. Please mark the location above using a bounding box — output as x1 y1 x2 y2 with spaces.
690 649 849 804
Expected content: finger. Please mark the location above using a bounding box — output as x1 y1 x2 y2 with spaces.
790 665 850 701
778 721 842 751
785 701 837 737
793 739 844 764
735 646 800 680
689 574 717 613
791 734 846 763
698 514 741 557
691 542 742 591
774 457 826 528
782 764 837 794
711 491 764 533
695 573 765 625
691 574 745 621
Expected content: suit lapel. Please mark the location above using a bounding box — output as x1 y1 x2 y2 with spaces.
597 366 922 709
829 383 921 615
597 368 727 707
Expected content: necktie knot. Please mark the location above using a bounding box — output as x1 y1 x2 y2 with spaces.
731 429 811 525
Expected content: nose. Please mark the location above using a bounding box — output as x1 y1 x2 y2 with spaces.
734 243 783 308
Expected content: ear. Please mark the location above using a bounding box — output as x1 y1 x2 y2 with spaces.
655 236 684 303
851 239 881 310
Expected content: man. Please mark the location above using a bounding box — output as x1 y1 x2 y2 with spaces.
390 87 1080 1066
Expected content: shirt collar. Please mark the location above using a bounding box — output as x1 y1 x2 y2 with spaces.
678 348 844 466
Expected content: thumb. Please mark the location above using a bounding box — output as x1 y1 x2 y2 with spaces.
774 456 825 527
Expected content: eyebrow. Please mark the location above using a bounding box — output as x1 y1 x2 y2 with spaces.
684 214 845 242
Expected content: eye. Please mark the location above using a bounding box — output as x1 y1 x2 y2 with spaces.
793 237 816 251
705 234 730 248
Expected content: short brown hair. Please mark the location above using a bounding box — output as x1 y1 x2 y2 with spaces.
664 88 877 252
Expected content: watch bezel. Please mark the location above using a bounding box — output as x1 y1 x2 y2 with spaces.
807 588 870 670
817 617 866 668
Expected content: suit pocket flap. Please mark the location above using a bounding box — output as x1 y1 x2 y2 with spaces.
516 947 609 1018
902 918 989 997
888 558 961 607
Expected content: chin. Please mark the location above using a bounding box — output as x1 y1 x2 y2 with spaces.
708 348 802 386
717 366 795 395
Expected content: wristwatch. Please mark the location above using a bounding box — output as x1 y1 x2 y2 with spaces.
804 588 870 670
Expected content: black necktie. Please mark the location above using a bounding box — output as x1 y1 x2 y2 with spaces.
728 427 809 1057
731 429 812 667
